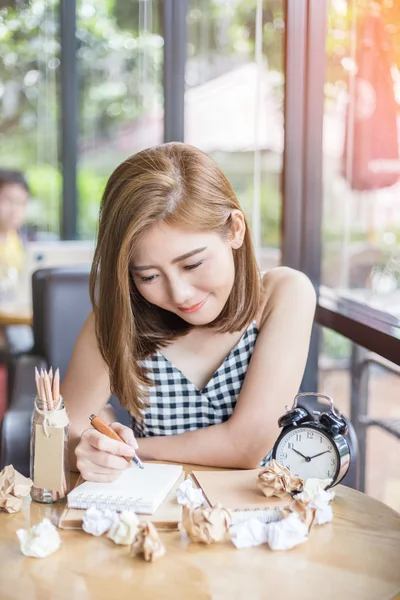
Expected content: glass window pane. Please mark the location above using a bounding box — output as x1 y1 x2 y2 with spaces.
0 0 61 238
323 0 400 319
77 0 164 239
319 327 400 510
185 0 285 271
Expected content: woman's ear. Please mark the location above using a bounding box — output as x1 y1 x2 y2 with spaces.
230 210 246 249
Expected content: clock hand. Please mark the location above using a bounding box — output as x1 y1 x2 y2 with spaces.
292 448 311 462
309 450 331 460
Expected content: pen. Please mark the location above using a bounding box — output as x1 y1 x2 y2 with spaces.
89 414 144 469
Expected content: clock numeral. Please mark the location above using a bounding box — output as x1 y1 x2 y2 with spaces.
282 452 288 459
330 458 336 466
285 465 290 470
320 436 323 443
295 434 302 442
327 470 331 477
307 431 314 439
288 442 294 449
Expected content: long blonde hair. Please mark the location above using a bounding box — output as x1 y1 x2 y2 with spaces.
90 143 261 417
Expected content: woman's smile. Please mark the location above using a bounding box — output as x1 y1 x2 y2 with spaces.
178 296 208 313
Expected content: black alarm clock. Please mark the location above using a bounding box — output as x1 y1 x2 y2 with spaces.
272 392 351 486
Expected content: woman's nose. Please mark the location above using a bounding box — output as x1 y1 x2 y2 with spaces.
167 277 194 306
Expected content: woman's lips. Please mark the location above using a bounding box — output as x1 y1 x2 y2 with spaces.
178 298 207 313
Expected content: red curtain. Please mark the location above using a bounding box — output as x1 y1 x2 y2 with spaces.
342 9 400 190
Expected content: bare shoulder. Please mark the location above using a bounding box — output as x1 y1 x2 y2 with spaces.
261 266 316 297
256 267 316 329
84 310 96 334
75 310 97 344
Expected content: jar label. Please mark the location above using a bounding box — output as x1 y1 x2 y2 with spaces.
33 425 64 492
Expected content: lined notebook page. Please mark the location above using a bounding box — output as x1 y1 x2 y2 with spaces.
67 463 183 514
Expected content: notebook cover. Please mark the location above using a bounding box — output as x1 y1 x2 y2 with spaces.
58 473 184 531
192 469 293 511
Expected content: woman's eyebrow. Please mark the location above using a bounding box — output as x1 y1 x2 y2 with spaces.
131 246 207 272
172 246 207 264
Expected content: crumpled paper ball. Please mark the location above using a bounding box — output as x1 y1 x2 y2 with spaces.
231 511 310 551
0 465 33 514
267 512 309 551
82 506 117 537
230 518 269 549
280 498 316 530
296 478 334 503
310 492 334 525
107 511 139 545
16 518 61 558
131 522 166 562
176 478 205 508
257 460 303 499
295 478 335 525
182 503 231 544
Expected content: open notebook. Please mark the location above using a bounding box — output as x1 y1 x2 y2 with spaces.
67 463 183 515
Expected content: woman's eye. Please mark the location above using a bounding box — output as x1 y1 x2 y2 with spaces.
140 274 157 283
184 261 203 271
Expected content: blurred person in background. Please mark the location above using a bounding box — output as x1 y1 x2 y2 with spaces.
0 170 33 404
0 169 30 301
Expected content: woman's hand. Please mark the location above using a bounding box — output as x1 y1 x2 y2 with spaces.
75 422 138 482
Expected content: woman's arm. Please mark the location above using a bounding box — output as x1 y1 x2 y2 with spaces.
137 267 317 469
61 312 121 470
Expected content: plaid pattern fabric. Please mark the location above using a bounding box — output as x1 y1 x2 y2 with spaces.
132 321 258 438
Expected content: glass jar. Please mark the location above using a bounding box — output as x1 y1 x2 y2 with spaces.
30 397 70 503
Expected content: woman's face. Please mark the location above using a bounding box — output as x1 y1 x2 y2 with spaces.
131 222 240 326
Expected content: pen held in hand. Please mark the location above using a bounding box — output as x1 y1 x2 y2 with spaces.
89 414 144 469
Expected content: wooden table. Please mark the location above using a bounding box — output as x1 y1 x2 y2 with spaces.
0 305 32 327
0 465 399 600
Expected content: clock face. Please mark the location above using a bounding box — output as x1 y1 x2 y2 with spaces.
274 425 339 482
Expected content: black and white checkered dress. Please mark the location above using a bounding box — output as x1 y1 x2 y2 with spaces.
132 321 258 438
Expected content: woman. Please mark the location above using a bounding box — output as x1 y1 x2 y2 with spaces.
62 143 316 482
0 170 33 360
0 169 30 292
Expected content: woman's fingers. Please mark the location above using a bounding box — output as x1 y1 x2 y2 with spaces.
81 428 136 457
75 425 139 482
87 448 130 471
110 422 138 449
75 453 124 477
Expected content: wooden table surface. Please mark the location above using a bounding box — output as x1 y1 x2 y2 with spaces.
0 305 32 327
0 465 399 600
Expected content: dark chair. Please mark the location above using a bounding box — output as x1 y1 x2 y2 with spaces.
0 266 130 476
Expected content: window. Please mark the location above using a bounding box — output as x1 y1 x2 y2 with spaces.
77 0 164 239
0 0 61 238
323 0 400 320
319 326 400 509
185 0 285 271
